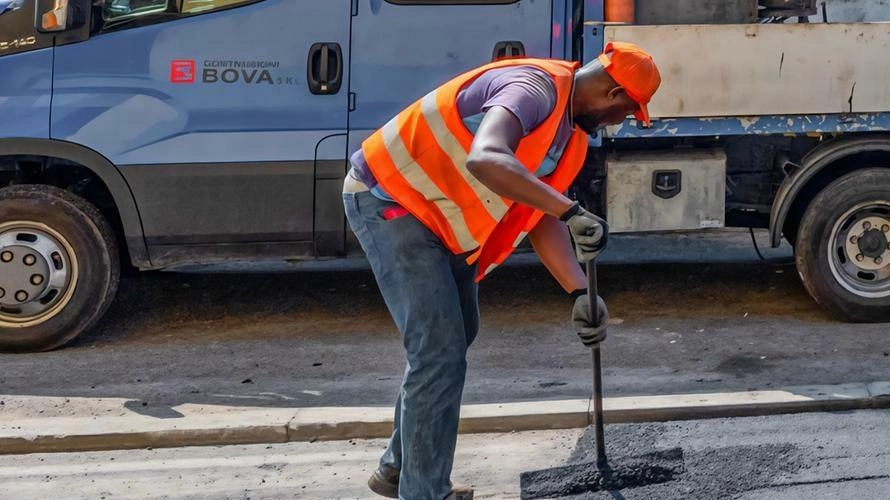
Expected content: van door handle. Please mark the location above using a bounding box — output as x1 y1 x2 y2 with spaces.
492 41 525 61
308 42 343 95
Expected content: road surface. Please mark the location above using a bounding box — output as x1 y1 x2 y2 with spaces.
2 230 888 415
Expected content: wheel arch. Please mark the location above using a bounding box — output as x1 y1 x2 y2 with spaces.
770 136 890 247
0 138 149 267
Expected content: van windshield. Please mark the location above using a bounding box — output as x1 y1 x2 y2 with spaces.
0 0 24 16
103 0 168 21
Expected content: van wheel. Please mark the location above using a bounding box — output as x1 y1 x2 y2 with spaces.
0 185 119 352
795 169 890 322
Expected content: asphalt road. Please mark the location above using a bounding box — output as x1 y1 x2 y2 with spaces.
3 410 890 499
2 230 889 412
559 410 890 499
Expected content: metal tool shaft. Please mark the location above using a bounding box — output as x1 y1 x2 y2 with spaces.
586 260 608 469
592 345 607 469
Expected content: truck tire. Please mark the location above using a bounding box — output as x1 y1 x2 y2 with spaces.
795 168 890 322
0 185 120 351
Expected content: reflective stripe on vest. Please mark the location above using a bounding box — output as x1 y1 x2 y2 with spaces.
378 116 481 253
362 58 588 278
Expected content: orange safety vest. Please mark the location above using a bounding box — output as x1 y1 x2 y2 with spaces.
362 58 589 281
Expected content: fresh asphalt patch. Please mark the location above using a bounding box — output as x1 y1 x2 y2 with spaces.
520 447 684 498
521 416 822 499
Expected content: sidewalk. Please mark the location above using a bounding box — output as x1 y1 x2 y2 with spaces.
4 410 890 500
3 381 889 455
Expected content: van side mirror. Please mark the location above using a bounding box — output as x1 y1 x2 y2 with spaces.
36 0 86 32
40 0 67 31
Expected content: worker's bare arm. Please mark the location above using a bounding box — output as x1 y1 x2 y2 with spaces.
528 215 587 292
466 106 574 218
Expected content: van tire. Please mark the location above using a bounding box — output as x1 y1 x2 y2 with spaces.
0 185 119 352
795 169 890 322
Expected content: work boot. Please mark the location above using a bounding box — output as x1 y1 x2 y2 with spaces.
367 467 399 498
444 485 474 500
367 467 474 499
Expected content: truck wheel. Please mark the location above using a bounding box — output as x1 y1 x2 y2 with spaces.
795 168 890 322
0 185 119 351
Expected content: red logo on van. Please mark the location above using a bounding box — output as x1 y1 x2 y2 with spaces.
170 60 196 83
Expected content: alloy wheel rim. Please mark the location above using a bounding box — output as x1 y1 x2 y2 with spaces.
828 202 890 299
0 221 78 328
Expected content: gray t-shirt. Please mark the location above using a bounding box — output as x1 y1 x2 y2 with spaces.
350 66 574 195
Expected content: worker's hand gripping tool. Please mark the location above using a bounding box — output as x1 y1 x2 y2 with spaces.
563 202 608 264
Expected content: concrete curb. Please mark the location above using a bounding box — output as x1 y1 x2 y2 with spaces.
2 382 889 455
0 406 296 455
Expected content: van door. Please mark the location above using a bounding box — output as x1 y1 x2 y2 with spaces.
50 0 352 266
0 0 54 139
348 0 553 159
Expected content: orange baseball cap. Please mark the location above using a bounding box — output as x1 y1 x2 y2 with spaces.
597 41 661 127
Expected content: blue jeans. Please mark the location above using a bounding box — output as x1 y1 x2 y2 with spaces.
344 192 479 500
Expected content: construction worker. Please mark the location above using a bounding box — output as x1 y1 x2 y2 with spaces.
343 42 661 500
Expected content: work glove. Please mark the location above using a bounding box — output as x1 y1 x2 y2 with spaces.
572 293 609 347
561 202 608 263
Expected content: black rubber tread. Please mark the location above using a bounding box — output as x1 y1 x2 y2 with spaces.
0 184 120 351
795 168 890 322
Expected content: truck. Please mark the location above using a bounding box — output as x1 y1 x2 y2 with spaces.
0 0 888 352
